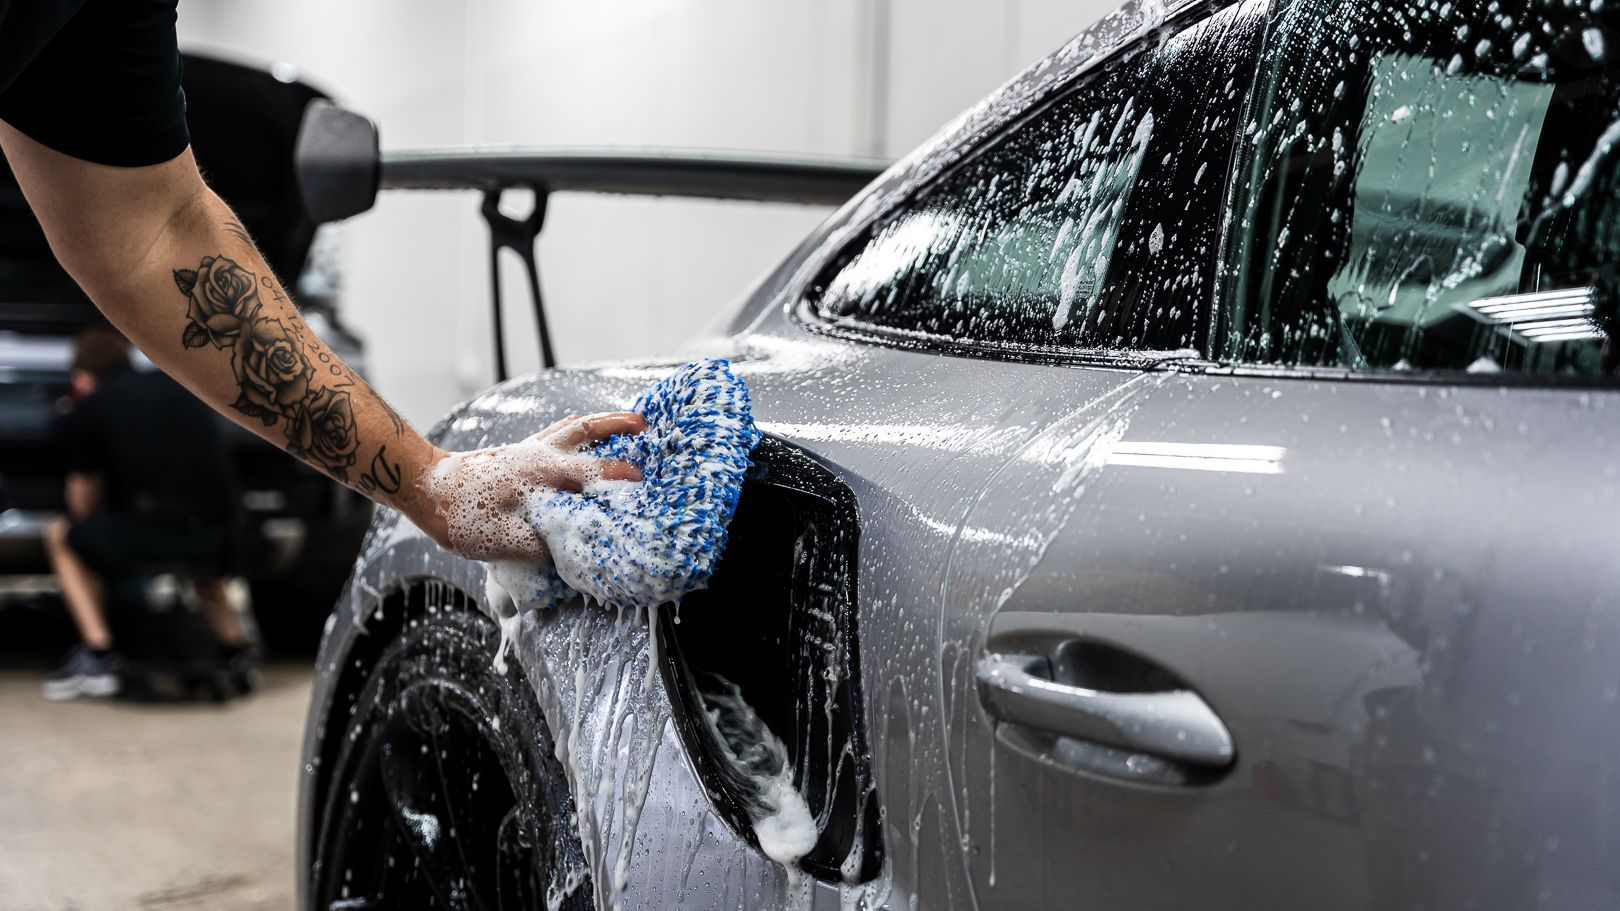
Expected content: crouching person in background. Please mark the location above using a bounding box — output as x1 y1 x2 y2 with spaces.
42 326 252 700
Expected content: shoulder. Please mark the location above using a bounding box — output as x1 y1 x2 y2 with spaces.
0 0 188 168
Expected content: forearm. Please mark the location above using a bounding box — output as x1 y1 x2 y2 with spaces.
2 125 643 564
87 186 450 539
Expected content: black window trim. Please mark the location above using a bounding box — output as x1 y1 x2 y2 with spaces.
787 0 1242 374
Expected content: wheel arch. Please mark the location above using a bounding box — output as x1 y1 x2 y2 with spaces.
301 563 597 909
300 572 487 890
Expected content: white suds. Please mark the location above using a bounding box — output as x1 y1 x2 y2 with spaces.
753 776 818 868
425 409 642 564
401 807 440 848
700 677 818 905
1585 26 1606 60
483 564 525 674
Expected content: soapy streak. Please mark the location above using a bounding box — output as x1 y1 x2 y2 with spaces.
463 363 820 907
700 676 819 909
491 589 827 910
931 372 1167 895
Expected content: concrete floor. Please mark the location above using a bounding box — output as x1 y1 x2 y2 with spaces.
0 663 313 911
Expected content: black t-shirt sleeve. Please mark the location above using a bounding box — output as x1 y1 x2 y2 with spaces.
0 0 188 167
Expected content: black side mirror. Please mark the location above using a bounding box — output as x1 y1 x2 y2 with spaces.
294 100 380 224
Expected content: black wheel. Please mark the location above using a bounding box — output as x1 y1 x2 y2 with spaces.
310 608 591 910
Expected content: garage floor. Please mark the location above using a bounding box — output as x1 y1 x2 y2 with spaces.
0 662 312 911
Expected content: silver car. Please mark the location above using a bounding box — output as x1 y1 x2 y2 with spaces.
296 0 1620 907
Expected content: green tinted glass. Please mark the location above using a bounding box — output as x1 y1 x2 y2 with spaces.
1222 0 1620 377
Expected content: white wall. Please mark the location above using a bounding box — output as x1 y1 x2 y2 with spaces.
177 0 1112 425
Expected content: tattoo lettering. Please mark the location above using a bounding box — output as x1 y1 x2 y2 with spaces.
257 271 404 439
174 250 360 484
224 220 253 246
360 444 404 495
260 274 287 305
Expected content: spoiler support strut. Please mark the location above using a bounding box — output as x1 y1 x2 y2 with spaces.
480 185 555 378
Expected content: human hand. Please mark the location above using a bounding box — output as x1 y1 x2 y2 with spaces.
415 411 647 562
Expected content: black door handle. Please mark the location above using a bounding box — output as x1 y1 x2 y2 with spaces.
976 651 1234 768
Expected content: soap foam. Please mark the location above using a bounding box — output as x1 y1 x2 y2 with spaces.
427 412 633 563
482 562 534 675
700 676 818 905
455 361 803 904
429 442 558 562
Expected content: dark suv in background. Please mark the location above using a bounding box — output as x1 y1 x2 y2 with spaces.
0 53 370 650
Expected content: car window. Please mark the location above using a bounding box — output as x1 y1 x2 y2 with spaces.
804 2 1264 358
1221 0 1620 377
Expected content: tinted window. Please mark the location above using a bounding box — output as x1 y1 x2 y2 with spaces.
1222 0 1620 377
806 3 1263 357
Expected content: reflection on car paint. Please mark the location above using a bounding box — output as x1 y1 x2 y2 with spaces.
303 0 1620 906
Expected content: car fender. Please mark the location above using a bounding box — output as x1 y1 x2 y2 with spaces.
297 360 799 910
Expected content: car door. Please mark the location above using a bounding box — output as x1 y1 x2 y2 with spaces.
708 2 1272 907
951 1 1620 909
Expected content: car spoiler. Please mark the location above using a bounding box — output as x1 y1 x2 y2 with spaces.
381 149 886 206
293 101 888 376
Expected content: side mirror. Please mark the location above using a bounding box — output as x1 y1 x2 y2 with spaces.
294 100 380 224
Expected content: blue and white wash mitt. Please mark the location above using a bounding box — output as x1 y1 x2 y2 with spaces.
492 357 760 619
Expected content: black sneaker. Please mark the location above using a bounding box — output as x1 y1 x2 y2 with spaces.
41 645 121 701
221 644 261 697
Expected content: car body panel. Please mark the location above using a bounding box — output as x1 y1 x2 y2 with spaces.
950 371 1620 909
302 302 1620 911
298 0 1184 897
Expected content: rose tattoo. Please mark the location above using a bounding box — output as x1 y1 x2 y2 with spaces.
175 256 260 349
287 387 360 476
232 318 314 425
176 245 387 490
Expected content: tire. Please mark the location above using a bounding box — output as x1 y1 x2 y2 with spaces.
309 607 591 910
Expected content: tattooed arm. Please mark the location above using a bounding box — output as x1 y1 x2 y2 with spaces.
0 123 643 561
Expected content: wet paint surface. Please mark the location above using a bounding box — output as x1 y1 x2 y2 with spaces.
298 0 1620 906
307 322 1620 910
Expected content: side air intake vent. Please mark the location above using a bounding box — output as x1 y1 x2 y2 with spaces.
657 435 883 882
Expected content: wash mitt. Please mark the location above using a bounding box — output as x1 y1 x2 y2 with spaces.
509 357 761 612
